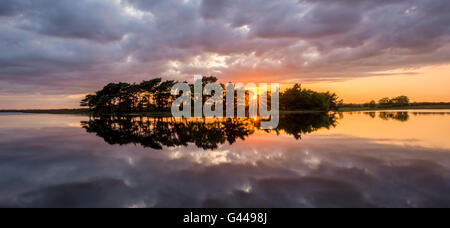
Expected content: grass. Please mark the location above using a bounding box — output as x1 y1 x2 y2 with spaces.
338 104 450 112
0 109 91 115
2 104 450 116
107 112 173 117
0 109 175 117
280 110 329 114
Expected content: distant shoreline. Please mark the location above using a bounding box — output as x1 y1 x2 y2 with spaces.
1 104 450 115
0 109 90 115
0 109 170 117
337 104 450 112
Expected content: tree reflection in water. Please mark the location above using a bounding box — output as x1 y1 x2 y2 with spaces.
379 112 410 122
81 113 338 150
362 111 411 122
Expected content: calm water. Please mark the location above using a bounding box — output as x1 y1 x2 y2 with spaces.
0 111 450 208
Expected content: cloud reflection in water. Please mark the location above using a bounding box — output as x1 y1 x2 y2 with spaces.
0 112 449 208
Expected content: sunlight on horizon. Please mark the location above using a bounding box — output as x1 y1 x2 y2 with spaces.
1 64 449 109
304 64 450 103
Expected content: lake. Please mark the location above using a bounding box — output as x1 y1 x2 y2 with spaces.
0 110 449 208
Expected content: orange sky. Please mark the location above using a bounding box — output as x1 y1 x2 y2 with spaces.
1 64 449 109
1 0 450 110
303 64 450 103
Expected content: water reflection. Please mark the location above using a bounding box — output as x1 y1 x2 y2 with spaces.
364 112 410 122
81 113 338 150
0 111 450 208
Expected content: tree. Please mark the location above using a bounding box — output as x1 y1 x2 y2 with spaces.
324 92 340 110
392 96 410 107
154 80 175 111
379 97 393 107
81 77 342 115
368 100 377 108
279 84 341 111
139 78 162 111
202 76 218 85
280 84 302 110
378 96 410 108
80 94 97 111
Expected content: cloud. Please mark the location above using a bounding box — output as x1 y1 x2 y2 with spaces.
0 0 449 97
0 118 449 207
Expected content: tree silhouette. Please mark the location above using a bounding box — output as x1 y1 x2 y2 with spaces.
279 84 340 111
81 77 343 114
378 96 410 108
81 113 338 150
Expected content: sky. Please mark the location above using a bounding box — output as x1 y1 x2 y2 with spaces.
0 0 450 109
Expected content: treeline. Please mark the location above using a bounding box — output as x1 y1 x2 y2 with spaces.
0 109 90 114
280 84 341 111
81 77 341 114
341 96 411 109
342 95 450 110
80 78 176 114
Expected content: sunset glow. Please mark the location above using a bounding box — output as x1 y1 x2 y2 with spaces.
2 0 450 211
0 0 449 108
304 64 450 103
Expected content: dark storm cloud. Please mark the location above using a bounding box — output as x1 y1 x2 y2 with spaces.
1 0 131 42
27 0 130 42
0 0 450 95
0 0 28 17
